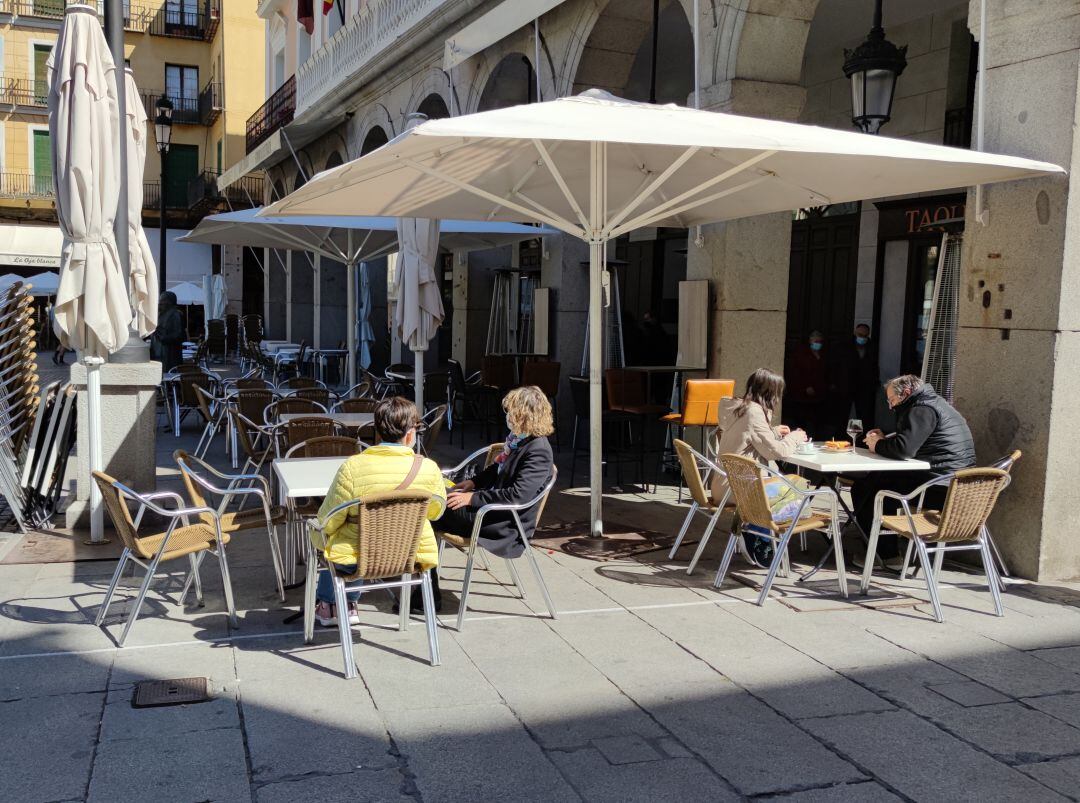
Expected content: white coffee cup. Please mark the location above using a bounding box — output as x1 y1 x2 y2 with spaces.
796 440 816 455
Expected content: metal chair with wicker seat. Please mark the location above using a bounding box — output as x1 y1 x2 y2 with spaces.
228 408 278 477
279 376 323 391
304 491 444 677
667 439 744 575
173 450 287 602
417 404 447 456
289 387 335 410
93 471 238 646
193 385 228 459
436 453 558 631
861 468 1011 623
282 416 341 454
714 453 847 605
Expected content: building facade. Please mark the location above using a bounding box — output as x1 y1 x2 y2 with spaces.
0 0 265 330
222 0 1080 581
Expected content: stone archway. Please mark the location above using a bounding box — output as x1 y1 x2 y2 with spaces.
325 150 344 170
360 125 388 156
571 0 693 103
415 93 450 120
477 53 534 111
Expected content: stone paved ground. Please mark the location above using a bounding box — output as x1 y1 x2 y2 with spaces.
2 375 1080 802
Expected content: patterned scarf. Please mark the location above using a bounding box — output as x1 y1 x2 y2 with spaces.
495 433 527 473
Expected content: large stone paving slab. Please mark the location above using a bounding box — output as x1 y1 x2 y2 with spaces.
255 767 413 803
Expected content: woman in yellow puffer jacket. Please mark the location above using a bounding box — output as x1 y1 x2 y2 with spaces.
313 397 446 627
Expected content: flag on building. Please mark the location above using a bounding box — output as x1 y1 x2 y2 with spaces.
322 0 344 23
298 0 314 34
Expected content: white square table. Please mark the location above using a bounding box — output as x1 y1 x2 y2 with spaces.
781 446 931 580
272 455 350 584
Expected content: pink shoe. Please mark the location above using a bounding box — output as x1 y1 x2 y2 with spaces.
314 601 337 626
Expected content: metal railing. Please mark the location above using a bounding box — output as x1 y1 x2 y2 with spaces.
147 0 219 40
245 74 294 153
0 75 49 108
944 107 973 149
0 170 54 199
141 90 201 125
199 80 223 125
296 0 444 117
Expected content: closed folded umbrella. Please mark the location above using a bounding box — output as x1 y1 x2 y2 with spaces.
203 274 226 322
48 5 132 542
123 67 157 338
357 264 374 370
262 88 1064 539
395 214 442 410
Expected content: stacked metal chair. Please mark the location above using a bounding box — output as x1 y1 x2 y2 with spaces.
0 281 76 530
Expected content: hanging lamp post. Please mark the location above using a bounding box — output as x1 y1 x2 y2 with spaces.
843 0 907 134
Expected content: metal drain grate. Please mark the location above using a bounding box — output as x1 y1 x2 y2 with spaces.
132 677 211 708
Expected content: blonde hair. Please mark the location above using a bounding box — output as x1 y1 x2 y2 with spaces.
504 386 554 437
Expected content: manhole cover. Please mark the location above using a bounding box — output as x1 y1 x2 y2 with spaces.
132 677 211 708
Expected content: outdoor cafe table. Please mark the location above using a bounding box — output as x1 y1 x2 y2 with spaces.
781 447 931 581
263 341 299 353
311 348 348 384
272 455 349 585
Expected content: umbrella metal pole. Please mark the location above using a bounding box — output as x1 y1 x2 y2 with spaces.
588 140 606 538
85 356 106 543
414 348 424 412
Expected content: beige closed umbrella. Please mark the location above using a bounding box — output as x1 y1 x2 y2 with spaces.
394 215 442 411
123 67 158 337
48 5 132 541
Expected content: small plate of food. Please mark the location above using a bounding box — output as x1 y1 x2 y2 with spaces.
821 439 854 453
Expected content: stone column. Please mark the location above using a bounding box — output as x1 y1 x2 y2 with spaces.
66 360 162 529
953 0 1080 580
222 244 244 315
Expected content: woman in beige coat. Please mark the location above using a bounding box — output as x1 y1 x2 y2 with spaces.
710 368 808 504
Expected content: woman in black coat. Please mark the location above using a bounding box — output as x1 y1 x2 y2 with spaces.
440 385 555 558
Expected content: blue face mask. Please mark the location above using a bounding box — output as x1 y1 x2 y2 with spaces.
855 336 869 346
810 341 823 352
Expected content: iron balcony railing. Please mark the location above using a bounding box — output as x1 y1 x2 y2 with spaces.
143 180 189 210
141 90 200 125
0 170 54 199
245 74 294 154
0 0 148 29
187 170 265 210
147 0 219 40
943 107 973 149
199 80 223 125
0 75 49 108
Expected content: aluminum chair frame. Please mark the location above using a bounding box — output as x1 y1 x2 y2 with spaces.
713 457 847 605
304 494 445 677
438 457 559 631
860 472 1010 622
174 450 287 602
666 441 749 575
95 481 237 647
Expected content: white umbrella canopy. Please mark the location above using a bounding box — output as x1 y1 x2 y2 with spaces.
123 67 158 338
168 281 204 306
48 4 131 358
261 89 1065 540
395 216 442 410
26 271 60 296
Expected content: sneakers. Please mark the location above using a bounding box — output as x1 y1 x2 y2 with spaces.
314 601 361 627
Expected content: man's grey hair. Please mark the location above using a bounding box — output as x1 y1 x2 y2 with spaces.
884 374 924 397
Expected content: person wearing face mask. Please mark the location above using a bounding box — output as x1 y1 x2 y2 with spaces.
850 374 975 561
440 386 555 560
784 330 830 436
150 291 184 372
836 323 880 432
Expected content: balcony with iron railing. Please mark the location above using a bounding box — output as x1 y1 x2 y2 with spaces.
295 0 447 119
141 83 220 127
199 79 223 126
147 0 219 40
0 170 54 199
245 74 294 154
0 74 49 109
187 169 264 212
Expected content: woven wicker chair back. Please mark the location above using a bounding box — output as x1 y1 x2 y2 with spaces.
281 376 318 389
337 398 377 414
338 491 431 580
521 361 560 397
285 417 336 449
287 436 359 458
933 468 1010 543
719 453 775 532
291 388 331 408
674 439 714 508
234 378 268 390
194 385 217 425
179 373 209 407
237 389 274 422
172 450 208 510
92 471 147 557
268 397 325 423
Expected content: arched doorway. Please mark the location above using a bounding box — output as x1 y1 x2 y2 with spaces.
477 53 534 111
573 0 693 103
360 125 388 156
416 93 450 120
571 0 694 376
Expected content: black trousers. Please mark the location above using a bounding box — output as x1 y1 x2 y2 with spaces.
851 470 944 558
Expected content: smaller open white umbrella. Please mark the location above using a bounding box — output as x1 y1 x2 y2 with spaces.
168 281 204 305
26 271 60 296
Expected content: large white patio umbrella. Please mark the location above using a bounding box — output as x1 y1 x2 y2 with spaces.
394 215 442 410
261 89 1064 539
48 5 132 542
180 209 553 386
123 67 158 338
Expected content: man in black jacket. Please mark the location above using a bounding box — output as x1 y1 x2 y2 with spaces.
851 375 975 558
